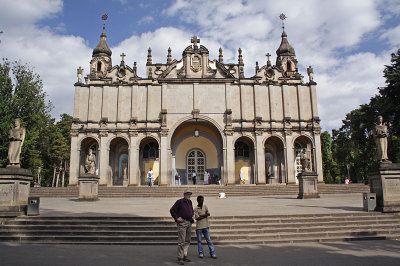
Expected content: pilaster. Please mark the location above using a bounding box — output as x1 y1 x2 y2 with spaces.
225 133 235 185
285 133 295 184
129 131 139 185
99 132 109 185
255 134 266 184
69 135 80 185
314 133 324 182
159 130 169 185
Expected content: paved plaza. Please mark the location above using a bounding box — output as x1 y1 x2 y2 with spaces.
1 193 400 265
1 240 400 266
38 193 365 217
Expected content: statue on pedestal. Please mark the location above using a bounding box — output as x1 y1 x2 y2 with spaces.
300 149 311 172
84 149 96 174
8 118 26 167
373 115 389 162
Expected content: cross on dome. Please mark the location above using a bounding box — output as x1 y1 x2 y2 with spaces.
191 36 200 49
120 53 126 61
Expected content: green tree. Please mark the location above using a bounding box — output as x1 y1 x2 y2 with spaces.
321 131 334 183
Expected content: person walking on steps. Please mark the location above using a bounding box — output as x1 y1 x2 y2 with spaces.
170 189 195 265
194 195 216 259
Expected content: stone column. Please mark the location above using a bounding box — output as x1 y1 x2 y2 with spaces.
313 133 324 183
285 134 296 184
255 134 266 184
129 132 139 185
159 131 169 186
98 133 109 185
69 134 80 186
225 134 235 185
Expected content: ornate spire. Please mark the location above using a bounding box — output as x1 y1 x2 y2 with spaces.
219 48 223 63
276 14 295 57
147 47 152 65
93 14 112 56
238 48 243 66
167 47 172 64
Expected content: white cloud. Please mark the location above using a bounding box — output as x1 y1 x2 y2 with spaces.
380 25 400 48
0 0 90 118
138 16 154 25
163 0 395 131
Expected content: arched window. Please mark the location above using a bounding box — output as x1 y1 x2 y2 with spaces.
235 141 250 158
143 142 159 159
97 61 102 72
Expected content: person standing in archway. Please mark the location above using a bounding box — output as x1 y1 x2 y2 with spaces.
147 168 154 187
192 172 197 185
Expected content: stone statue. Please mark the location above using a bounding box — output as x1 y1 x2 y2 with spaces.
266 157 272 177
8 118 26 167
300 149 311 172
373 115 389 162
77 67 83 83
307 66 314 82
84 149 96 174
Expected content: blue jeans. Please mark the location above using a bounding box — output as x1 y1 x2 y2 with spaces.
196 227 215 255
148 178 152 186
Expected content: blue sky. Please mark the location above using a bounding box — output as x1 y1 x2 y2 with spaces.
0 0 399 131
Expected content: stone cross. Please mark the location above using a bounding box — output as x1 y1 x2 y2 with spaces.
191 36 200 49
266 53 271 66
120 53 126 61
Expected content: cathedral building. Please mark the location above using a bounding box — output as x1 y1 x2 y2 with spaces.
69 21 323 187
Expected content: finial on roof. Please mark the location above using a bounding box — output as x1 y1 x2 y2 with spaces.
279 13 286 30
167 47 172 64
219 48 223 63
255 61 259 73
147 47 152 65
238 48 243 66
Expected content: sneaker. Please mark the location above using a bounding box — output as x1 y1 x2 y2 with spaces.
177 259 184 265
183 257 191 262
211 254 217 259
199 254 204 259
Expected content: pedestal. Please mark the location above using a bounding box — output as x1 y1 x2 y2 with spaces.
368 162 400 212
78 174 100 201
0 167 33 216
297 172 320 199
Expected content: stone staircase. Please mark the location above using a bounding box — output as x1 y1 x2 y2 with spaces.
0 212 399 245
30 184 370 198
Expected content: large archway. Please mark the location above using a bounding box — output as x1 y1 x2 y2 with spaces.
79 137 99 176
234 137 255 184
171 120 223 185
265 136 285 184
294 135 314 184
139 137 159 185
109 137 129 186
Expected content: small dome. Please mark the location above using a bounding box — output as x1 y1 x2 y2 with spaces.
93 30 112 56
276 30 295 56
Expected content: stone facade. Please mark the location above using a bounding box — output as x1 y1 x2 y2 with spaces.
69 24 323 187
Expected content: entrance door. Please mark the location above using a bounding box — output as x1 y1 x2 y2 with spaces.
187 149 205 184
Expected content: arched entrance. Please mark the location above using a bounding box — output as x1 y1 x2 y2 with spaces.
109 137 129 186
171 120 223 185
139 137 159 185
265 136 285 184
234 137 255 184
294 136 314 184
79 137 99 176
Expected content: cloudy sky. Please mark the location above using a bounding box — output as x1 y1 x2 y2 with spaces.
0 0 399 131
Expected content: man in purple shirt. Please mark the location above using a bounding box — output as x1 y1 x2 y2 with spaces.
170 189 194 265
